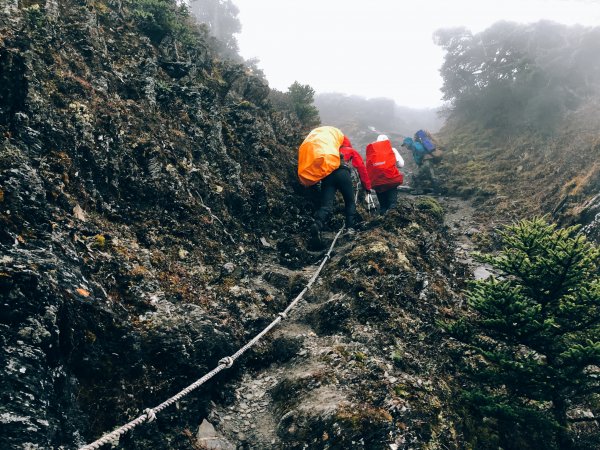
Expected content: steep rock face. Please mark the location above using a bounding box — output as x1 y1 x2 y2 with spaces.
0 1 308 448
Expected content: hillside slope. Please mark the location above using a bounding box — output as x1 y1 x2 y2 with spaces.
435 100 600 243
0 1 303 448
2 2 597 449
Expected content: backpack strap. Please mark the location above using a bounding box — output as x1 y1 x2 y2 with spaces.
339 149 353 170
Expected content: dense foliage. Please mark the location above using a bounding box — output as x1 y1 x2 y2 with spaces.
434 21 600 132
130 0 195 45
287 81 320 130
448 218 600 449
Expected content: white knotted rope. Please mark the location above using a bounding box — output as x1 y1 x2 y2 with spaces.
79 227 345 449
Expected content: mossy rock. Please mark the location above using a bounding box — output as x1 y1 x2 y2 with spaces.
416 197 444 221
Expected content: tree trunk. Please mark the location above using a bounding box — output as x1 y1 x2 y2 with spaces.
553 396 573 450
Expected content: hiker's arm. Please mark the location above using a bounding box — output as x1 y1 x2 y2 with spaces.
392 147 404 168
349 150 372 191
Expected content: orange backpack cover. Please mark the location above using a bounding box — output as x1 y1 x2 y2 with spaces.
366 140 403 193
297 126 344 187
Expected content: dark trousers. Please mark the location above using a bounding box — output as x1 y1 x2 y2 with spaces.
314 167 356 229
377 188 398 215
415 160 437 190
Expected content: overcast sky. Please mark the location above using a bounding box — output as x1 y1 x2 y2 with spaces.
232 0 600 109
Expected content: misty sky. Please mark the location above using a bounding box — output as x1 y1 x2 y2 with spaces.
232 0 600 109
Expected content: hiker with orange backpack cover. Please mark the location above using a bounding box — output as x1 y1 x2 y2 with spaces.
313 135 371 243
297 126 371 246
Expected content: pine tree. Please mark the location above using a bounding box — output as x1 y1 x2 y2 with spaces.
448 218 600 449
287 81 320 130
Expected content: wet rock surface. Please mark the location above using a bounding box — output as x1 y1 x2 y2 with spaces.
580 194 600 243
0 2 305 448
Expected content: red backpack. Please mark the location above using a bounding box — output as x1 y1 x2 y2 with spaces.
366 140 403 193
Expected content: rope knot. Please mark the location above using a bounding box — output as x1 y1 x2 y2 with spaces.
144 408 157 423
219 356 234 368
278 312 287 320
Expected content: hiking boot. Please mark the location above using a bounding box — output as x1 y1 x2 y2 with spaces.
310 223 322 247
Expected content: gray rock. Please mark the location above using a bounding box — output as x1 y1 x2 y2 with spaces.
196 420 235 450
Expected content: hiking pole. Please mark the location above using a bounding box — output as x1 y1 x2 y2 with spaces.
366 193 376 215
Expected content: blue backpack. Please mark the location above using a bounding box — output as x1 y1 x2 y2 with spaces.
415 130 436 152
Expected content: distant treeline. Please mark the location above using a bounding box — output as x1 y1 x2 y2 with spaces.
314 93 444 137
434 20 600 133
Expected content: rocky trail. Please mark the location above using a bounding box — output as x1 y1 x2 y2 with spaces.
436 195 495 281
201 233 364 449
194 193 489 449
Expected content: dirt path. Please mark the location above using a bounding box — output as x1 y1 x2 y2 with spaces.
435 195 495 280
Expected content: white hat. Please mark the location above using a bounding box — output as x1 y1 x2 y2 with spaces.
376 134 389 142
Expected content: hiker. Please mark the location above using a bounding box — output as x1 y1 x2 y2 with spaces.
365 135 405 215
401 136 437 193
297 126 371 246
372 134 404 214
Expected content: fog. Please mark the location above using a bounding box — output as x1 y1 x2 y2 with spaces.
231 0 600 109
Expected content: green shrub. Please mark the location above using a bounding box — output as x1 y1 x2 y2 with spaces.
447 217 600 449
269 81 320 131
